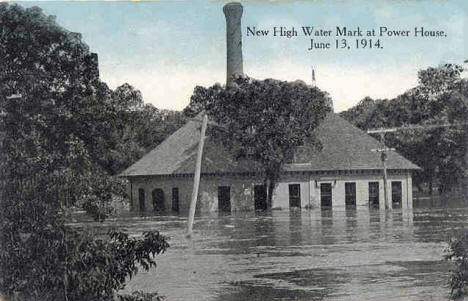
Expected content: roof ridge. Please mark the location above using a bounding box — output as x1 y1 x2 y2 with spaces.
121 112 420 177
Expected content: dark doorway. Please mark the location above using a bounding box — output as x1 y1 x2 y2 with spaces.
345 182 356 207
152 189 165 212
254 185 267 211
172 187 179 212
368 182 379 208
138 188 145 212
289 184 301 208
218 186 231 212
320 183 332 207
392 181 402 208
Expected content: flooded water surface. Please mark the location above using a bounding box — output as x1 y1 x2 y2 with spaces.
79 206 468 300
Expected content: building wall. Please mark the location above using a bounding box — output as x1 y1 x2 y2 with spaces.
273 171 412 210
128 171 413 213
129 175 259 213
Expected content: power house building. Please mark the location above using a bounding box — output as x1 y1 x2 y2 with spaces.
120 2 420 213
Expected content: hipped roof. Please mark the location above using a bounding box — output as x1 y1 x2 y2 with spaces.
120 113 419 177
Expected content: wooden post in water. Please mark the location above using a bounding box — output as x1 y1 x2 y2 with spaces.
187 114 208 236
368 122 468 209
368 128 396 210
380 133 390 210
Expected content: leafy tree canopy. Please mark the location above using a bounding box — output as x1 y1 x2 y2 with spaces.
340 64 467 193
185 75 331 205
0 4 173 300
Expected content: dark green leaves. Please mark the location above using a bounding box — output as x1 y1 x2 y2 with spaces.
446 231 468 299
340 64 467 193
185 75 331 204
0 4 172 300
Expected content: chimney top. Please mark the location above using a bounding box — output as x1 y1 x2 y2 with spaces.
223 2 243 11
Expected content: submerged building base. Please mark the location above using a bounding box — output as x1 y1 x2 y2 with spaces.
128 169 413 213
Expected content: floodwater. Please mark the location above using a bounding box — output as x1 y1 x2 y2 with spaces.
77 202 468 301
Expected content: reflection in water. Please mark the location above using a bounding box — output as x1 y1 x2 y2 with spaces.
289 210 302 246
345 209 357 242
73 205 468 301
321 209 333 227
319 209 336 246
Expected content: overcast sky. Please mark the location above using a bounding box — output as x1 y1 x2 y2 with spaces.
17 0 467 112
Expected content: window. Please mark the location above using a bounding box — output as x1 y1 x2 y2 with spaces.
368 182 379 208
172 188 179 212
345 182 356 206
254 185 267 211
289 184 301 208
320 183 332 207
130 182 134 211
391 181 402 208
218 186 231 212
138 188 145 212
152 189 165 212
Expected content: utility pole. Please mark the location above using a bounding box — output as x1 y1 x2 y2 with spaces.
378 133 392 210
368 128 396 210
368 122 468 209
186 113 208 237
185 115 225 236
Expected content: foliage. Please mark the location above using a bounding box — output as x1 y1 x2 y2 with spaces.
105 83 187 175
416 64 464 97
184 75 331 205
340 64 467 193
0 2 185 176
446 230 468 299
1 227 169 301
0 3 98 96
65 230 168 301
0 4 171 300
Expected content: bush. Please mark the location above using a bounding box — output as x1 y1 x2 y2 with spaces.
446 230 468 299
0 227 169 301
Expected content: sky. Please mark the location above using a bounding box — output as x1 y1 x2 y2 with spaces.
13 0 468 112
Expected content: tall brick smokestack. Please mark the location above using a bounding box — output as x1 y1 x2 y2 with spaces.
223 2 243 86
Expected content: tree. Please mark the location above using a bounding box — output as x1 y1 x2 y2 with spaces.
106 83 187 175
0 4 169 300
340 64 467 193
185 75 331 206
446 230 468 300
